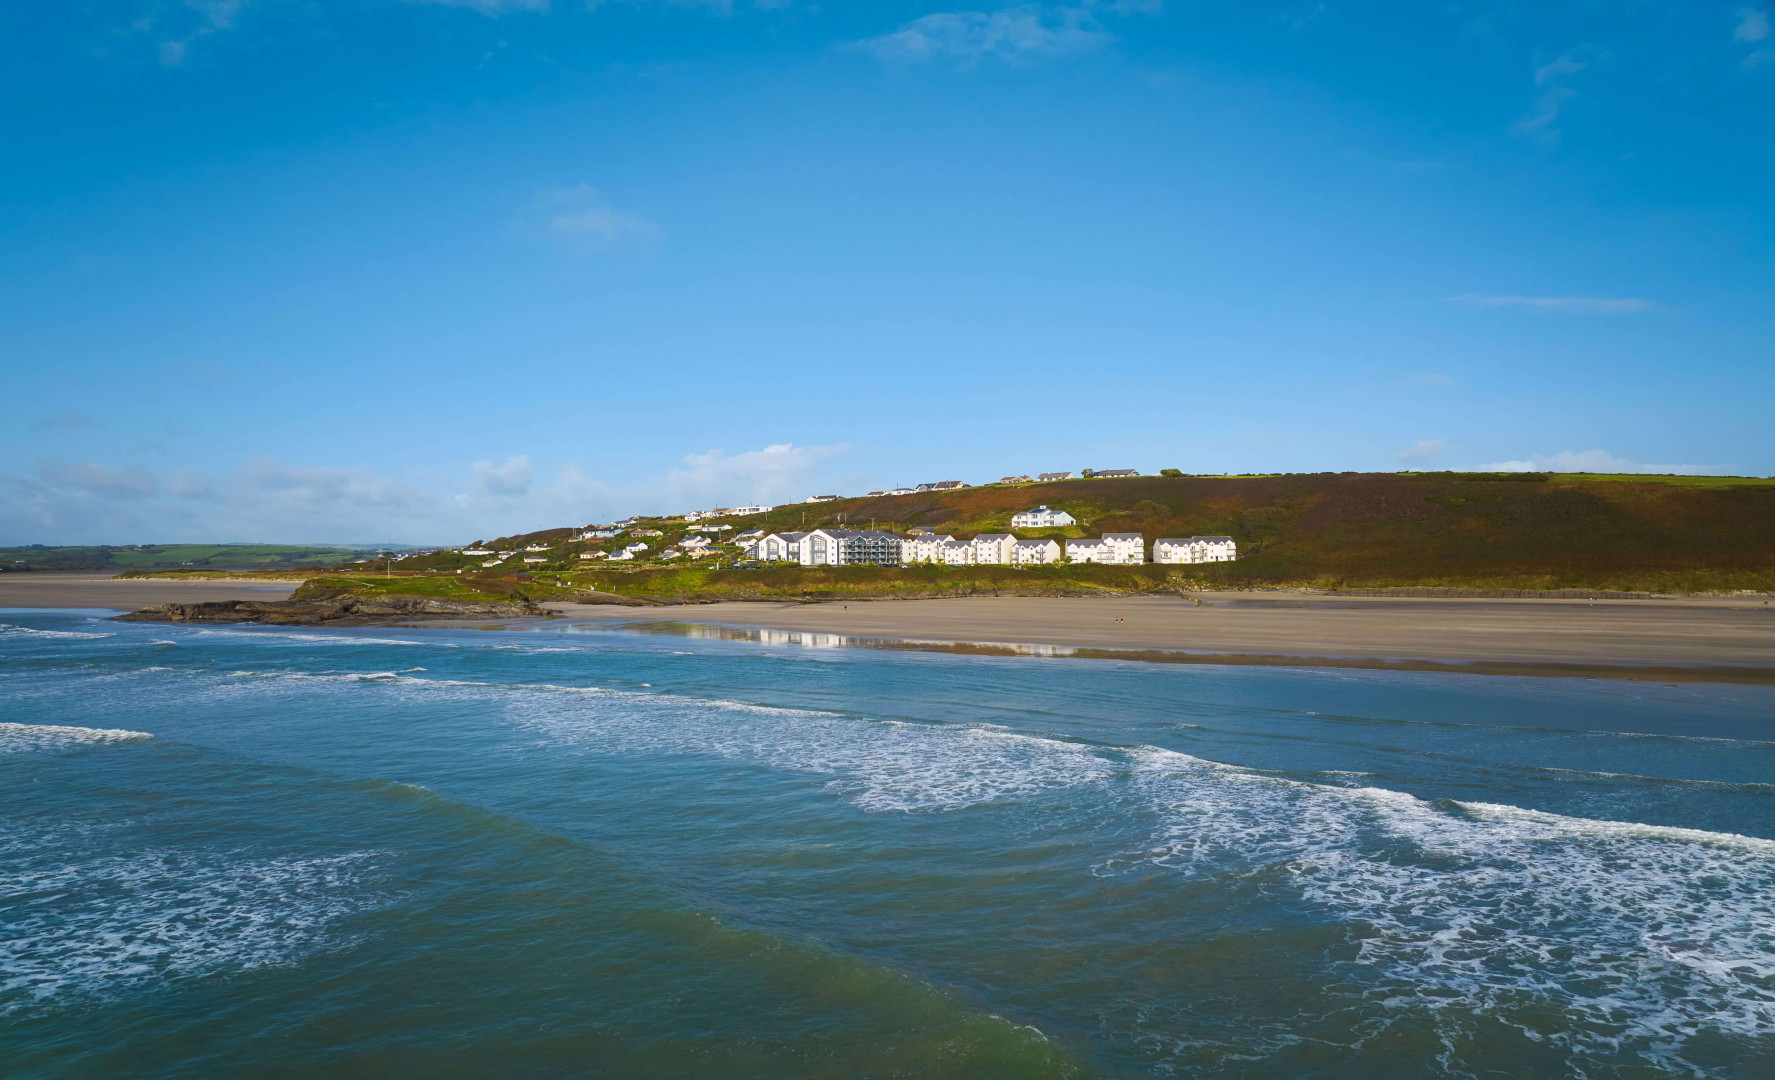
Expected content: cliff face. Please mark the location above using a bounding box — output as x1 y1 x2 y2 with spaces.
115 591 543 627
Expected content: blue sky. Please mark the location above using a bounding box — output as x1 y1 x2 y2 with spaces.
3 1 1771 544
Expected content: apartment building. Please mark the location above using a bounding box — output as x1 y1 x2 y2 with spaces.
900 533 958 563
799 528 905 566
970 533 1016 565
1153 536 1239 564
1011 538 1062 565
1066 533 1145 564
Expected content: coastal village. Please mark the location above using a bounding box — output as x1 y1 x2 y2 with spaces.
439 470 1237 573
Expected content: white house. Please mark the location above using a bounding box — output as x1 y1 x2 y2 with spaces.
900 533 957 563
1011 538 1062 565
1095 469 1139 479
1153 536 1238 564
970 533 1015 565
733 505 774 515
523 556 547 564
999 475 1033 484
623 542 650 555
886 487 916 496
578 551 608 560
753 531 807 562
1066 533 1145 564
524 544 550 552
577 528 620 540
681 535 712 549
607 549 635 561
481 557 505 568
806 495 840 503
462 548 494 556
1011 505 1076 529
1037 471 1073 482
659 548 682 560
916 480 968 492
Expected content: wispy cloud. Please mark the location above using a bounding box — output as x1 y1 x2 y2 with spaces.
525 184 659 248
472 455 534 496
27 413 98 434
1514 47 1601 147
1735 8 1770 42
1 443 848 545
36 459 161 499
1456 294 1656 314
666 443 845 506
408 0 550 14
1396 439 1444 466
854 2 1155 65
1476 450 1732 475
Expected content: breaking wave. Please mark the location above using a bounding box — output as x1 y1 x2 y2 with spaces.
0 837 390 1014
1110 747 1775 1073
0 722 153 755
0 624 114 640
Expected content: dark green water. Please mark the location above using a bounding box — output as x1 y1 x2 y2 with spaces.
2 610 1772 1078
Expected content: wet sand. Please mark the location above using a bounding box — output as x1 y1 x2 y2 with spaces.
548 593 1775 682
0 573 302 610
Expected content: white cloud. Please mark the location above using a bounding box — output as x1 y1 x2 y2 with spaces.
528 184 658 248
1735 8 1770 42
159 40 189 66
665 443 844 506
472 455 534 496
855 4 1127 64
36 459 161 499
0 443 848 545
1396 440 1444 466
1534 52 1588 85
1476 450 1732 475
1456 294 1655 313
1512 86 1576 145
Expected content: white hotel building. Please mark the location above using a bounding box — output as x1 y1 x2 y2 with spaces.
1011 538 1062 564
1065 533 1146 564
1153 536 1239 564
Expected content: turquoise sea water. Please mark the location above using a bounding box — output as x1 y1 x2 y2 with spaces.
3 609 1773 1078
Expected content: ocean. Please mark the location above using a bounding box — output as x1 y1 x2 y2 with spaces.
2 608 1772 1078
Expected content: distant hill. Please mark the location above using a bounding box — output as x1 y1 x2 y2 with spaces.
750 472 1774 592
0 543 375 573
337 472 1775 596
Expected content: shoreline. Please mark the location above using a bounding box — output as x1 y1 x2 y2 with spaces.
11 575 1774 685
532 593 1775 686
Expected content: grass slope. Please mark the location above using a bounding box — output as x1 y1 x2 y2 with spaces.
124 472 1775 598
2 543 373 573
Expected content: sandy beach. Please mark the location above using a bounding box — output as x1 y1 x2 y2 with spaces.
0 573 303 610
8 575 1772 682
552 593 1775 682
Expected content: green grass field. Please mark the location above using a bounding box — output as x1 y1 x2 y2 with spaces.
3 544 374 573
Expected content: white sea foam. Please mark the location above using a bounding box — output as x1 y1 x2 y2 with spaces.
0 842 388 1012
0 722 153 754
505 689 1114 813
192 629 424 646
0 623 115 640
1112 747 1775 1073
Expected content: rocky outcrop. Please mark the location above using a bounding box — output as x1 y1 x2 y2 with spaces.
115 591 545 627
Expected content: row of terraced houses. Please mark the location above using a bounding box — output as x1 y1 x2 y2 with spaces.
744 521 1236 567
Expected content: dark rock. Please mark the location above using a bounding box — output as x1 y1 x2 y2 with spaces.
114 593 545 627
